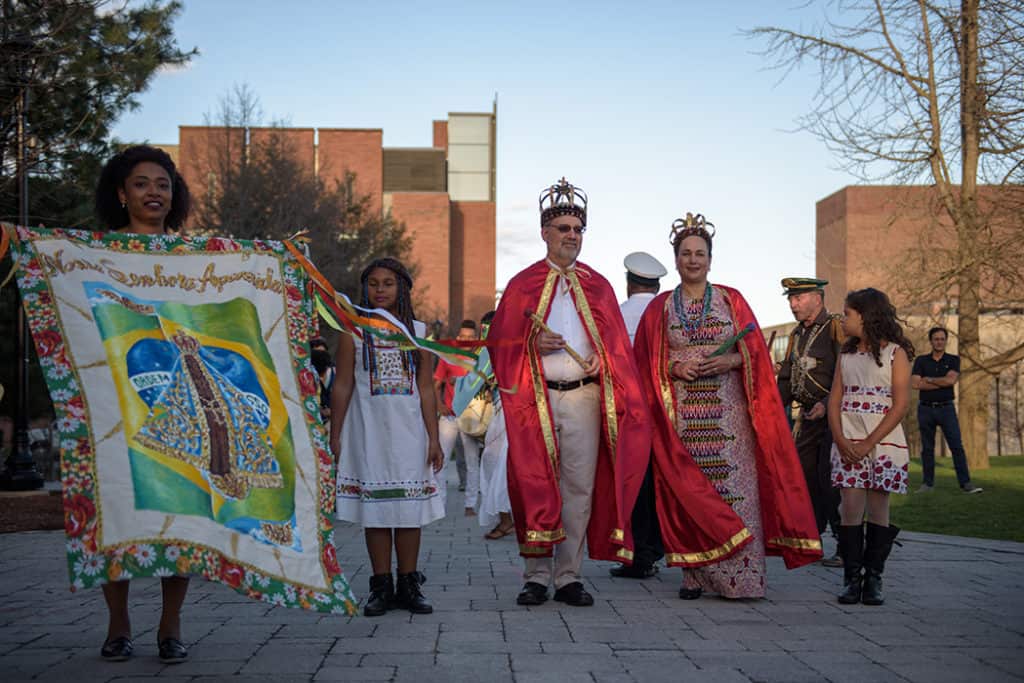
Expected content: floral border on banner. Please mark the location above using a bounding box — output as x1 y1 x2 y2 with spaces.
7 225 357 615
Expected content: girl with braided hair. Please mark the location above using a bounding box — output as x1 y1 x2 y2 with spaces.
330 258 444 616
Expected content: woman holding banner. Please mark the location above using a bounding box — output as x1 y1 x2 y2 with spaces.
93 145 192 663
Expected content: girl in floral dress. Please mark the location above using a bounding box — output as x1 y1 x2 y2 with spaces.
828 288 913 606
330 258 444 616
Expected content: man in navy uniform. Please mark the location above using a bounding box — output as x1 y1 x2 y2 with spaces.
610 251 667 579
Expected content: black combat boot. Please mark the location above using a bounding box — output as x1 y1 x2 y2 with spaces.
862 523 900 606
395 571 433 614
364 573 394 617
836 524 864 604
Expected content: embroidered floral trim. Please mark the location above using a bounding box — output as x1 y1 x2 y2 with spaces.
11 226 356 615
336 480 440 501
844 385 892 397
841 399 890 415
831 452 908 494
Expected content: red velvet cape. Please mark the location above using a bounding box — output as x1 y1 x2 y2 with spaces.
488 260 650 561
633 285 823 569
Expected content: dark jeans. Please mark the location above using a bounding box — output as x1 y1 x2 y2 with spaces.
631 460 664 568
918 403 972 487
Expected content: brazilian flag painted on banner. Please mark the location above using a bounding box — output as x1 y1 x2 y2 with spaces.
86 282 300 550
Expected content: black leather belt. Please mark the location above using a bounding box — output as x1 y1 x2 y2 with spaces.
920 400 954 408
545 376 597 392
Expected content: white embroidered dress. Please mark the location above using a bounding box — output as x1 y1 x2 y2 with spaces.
830 344 909 494
335 320 446 527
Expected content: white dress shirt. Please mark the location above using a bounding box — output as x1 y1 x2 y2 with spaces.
619 292 657 345
541 261 594 382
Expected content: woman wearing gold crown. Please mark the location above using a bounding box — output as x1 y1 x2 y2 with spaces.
632 214 822 599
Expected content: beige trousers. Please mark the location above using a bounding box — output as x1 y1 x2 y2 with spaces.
524 382 601 589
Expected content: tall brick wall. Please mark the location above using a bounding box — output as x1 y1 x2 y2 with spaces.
174 117 498 329
450 200 496 326
388 192 451 320
432 121 448 151
178 126 246 227
815 187 848 314
817 186 959 313
318 129 383 214
249 127 315 176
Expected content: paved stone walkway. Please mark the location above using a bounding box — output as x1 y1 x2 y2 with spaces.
2 479 1023 682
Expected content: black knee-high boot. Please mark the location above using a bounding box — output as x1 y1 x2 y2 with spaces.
862 523 900 606
836 524 864 604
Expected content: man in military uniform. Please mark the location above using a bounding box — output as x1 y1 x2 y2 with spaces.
610 252 667 579
776 277 843 567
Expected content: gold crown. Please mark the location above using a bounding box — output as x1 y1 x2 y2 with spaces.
539 177 588 227
669 212 715 246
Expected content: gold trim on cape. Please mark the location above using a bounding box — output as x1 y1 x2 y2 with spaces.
525 528 566 543
528 269 561 476
657 296 675 419
616 548 634 561
768 536 822 551
610 528 625 542
566 268 618 463
664 527 752 565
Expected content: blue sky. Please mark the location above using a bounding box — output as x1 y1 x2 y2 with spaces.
113 1 856 326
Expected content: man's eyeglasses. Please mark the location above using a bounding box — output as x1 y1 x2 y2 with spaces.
549 224 586 235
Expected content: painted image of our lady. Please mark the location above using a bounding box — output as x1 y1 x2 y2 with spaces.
85 282 299 550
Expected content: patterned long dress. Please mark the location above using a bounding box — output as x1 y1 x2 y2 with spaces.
670 287 766 598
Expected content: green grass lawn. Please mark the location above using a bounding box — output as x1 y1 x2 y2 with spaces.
890 455 1024 542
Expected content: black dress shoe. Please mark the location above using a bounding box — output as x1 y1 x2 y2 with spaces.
609 563 658 579
100 636 133 662
516 581 549 606
157 637 188 664
553 581 594 607
678 586 703 600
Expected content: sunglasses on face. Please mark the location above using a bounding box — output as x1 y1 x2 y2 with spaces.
550 224 586 235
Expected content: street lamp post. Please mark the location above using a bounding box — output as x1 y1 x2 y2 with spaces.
1 33 44 491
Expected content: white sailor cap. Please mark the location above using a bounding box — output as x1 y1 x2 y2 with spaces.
624 251 668 285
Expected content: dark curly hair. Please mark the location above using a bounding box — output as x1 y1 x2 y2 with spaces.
672 227 712 257
95 145 191 232
359 257 418 374
841 288 915 366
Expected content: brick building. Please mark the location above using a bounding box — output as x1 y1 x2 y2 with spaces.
813 185 1024 454
160 105 497 330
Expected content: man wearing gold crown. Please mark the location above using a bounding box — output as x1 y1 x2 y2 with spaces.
487 179 746 607
487 178 645 606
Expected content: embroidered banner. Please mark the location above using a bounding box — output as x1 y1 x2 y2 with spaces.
5 225 356 615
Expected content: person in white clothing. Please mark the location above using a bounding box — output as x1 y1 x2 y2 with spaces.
331 258 444 617
610 251 668 579
452 311 515 538
618 251 667 345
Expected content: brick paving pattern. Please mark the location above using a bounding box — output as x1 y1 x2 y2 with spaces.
2 476 1022 682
